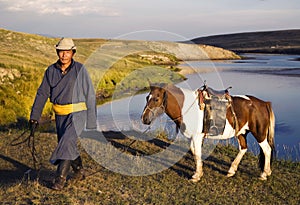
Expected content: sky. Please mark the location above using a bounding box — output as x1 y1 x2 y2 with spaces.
0 0 299 41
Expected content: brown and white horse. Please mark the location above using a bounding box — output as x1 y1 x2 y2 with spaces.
141 83 275 181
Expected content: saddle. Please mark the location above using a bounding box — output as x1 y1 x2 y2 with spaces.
206 86 232 100
198 84 233 136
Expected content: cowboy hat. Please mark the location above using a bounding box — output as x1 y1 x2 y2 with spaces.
55 37 76 50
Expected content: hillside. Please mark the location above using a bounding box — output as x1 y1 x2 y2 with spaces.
191 29 300 54
0 28 240 126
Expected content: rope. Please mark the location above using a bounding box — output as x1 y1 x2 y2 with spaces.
10 122 42 171
122 125 152 153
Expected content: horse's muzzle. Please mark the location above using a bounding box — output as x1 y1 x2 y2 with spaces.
141 115 151 125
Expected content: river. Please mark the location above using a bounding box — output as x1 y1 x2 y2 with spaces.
96 54 300 161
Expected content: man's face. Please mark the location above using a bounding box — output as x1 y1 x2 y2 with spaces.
57 50 74 65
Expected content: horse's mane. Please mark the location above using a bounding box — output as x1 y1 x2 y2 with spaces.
164 83 183 95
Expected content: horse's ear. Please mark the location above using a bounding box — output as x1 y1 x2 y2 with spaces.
148 79 157 90
158 82 167 88
147 78 152 87
200 80 207 91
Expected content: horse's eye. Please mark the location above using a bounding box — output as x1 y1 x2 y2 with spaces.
155 98 159 102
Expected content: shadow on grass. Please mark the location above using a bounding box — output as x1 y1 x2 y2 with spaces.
81 130 194 179
0 154 54 187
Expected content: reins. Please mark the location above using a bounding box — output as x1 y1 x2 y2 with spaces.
121 125 152 153
10 122 42 171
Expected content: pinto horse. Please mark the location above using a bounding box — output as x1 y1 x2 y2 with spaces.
141 83 275 181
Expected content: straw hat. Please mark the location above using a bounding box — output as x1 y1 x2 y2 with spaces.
55 37 76 50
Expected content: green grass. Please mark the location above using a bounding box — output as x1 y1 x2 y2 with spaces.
0 129 299 204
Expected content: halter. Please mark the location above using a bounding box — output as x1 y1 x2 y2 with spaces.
144 103 166 116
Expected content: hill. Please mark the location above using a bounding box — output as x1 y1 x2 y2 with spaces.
191 29 300 54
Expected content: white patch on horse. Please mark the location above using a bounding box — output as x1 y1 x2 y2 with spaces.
227 148 247 177
236 122 249 136
142 94 152 117
180 88 203 138
233 95 250 100
258 138 272 180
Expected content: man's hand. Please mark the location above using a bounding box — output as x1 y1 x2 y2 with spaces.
29 119 39 130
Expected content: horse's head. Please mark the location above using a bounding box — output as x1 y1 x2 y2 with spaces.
141 84 167 125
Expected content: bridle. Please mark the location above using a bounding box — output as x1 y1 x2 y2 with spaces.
143 103 165 116
144 89 199 123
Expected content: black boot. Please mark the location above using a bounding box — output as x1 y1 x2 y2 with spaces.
71 156 85 181
51 160 71 190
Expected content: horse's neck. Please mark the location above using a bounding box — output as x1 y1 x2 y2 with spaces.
164 86 185 126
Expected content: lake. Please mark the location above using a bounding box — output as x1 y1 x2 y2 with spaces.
96 54 300 161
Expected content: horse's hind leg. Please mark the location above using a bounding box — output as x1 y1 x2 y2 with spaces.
258 138 272 180
227 134 247 177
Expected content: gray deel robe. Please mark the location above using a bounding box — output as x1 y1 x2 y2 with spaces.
30 60 97 164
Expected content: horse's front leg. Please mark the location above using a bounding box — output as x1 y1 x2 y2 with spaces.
227 148 247 177
227 134 247 177
190 134 204 182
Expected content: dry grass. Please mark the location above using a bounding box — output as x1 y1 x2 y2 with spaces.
0 128 299 204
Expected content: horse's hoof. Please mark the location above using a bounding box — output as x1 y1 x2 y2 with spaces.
259 174 267 180
190 173 203 182
259 176 267 181
259 172 269 180
226 172 235 177
189 177 200 182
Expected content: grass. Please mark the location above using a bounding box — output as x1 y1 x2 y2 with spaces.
0 128 299 204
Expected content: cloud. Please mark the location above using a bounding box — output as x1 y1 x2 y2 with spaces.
0 0 119 16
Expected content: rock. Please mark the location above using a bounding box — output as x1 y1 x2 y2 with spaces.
0 68 21 83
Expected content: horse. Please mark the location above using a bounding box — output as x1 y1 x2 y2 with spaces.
141 83 275 182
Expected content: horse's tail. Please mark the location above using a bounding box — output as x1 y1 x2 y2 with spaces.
267 102 275 153
259 102 276 171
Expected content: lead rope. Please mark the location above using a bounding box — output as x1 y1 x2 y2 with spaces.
121 125 152 154
10 121 44 182
28 122 41 171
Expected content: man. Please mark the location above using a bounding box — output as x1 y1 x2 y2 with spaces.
30 37 97 190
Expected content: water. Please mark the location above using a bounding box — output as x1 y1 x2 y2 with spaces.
97 54 300 161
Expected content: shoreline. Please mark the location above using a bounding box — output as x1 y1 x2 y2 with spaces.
177 53 300 77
